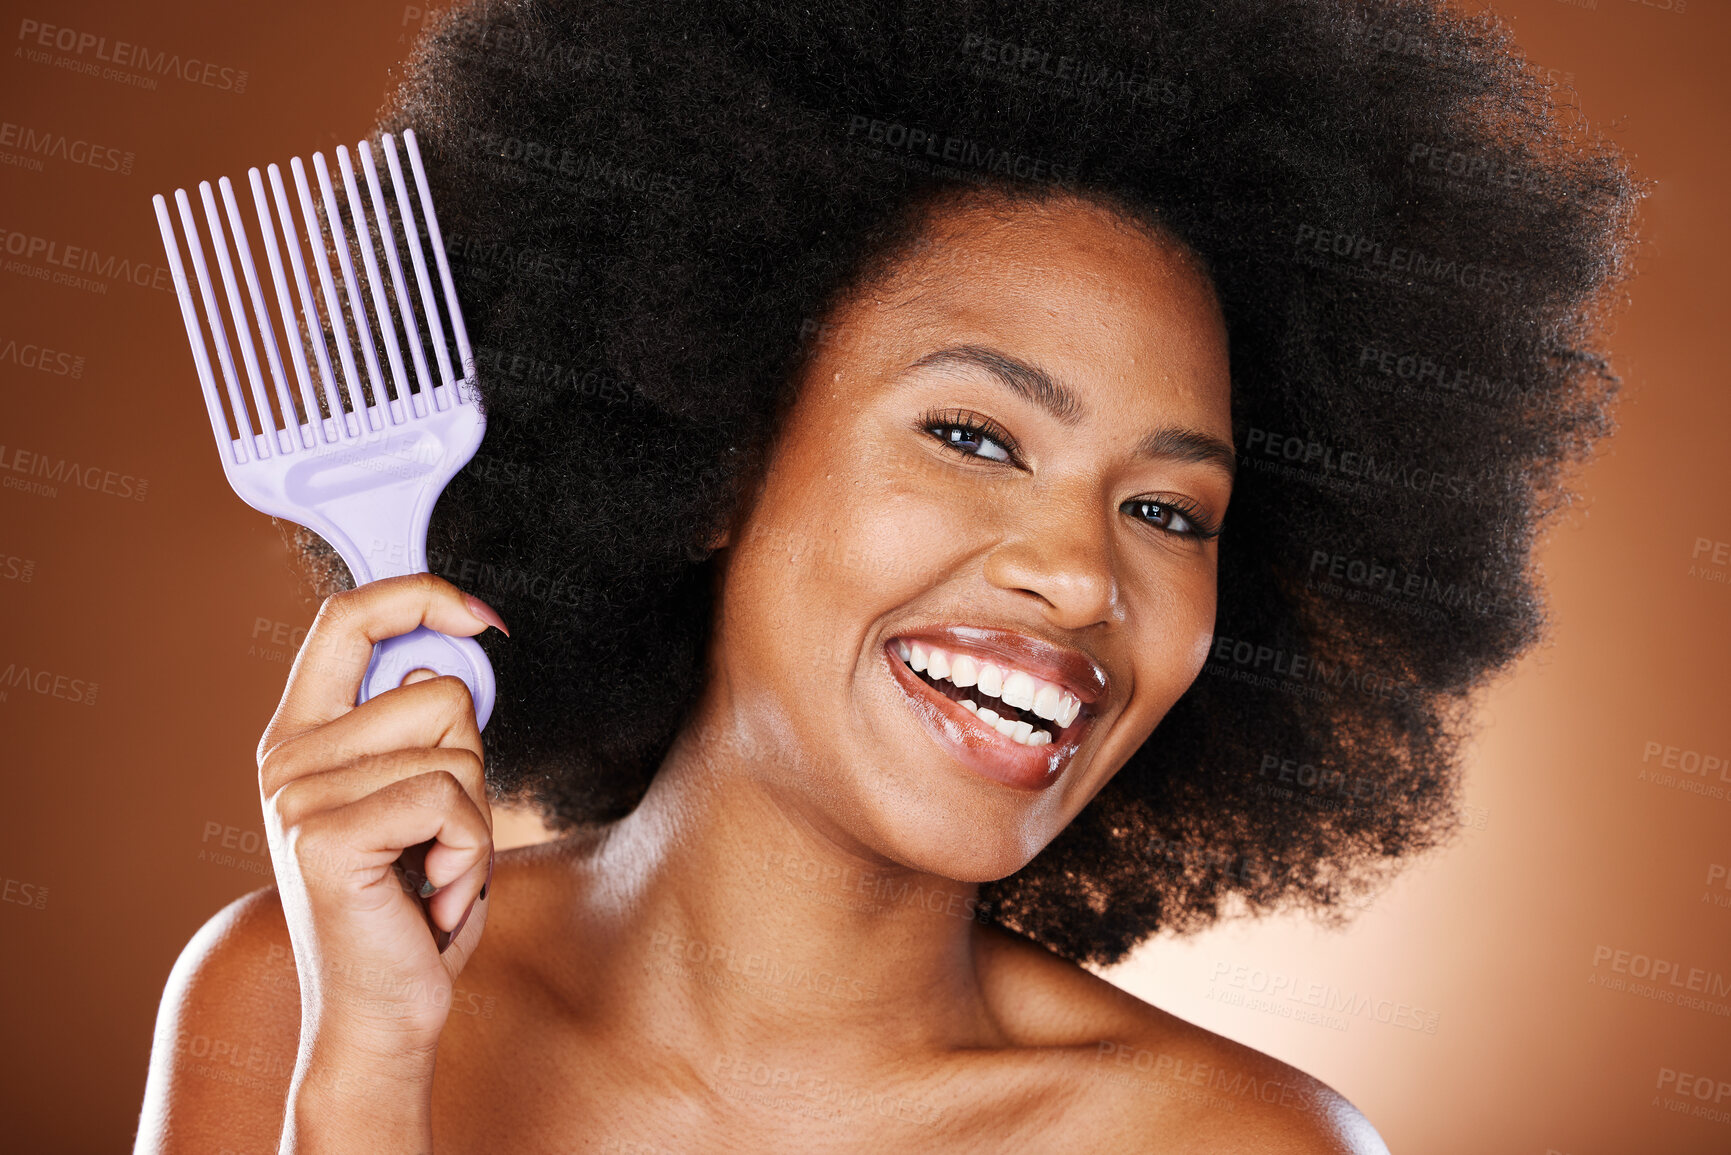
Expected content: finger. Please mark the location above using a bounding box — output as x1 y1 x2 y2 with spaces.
265 747 489 838
425 842 492 935
438 900 487 966
260 673 485 798
285 770 491 923
434 856 493 967
260 573 506 755
401 667 439 686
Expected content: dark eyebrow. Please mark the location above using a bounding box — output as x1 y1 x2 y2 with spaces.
905 343 1236 481
907 344 1084 425
1135 426 1236 481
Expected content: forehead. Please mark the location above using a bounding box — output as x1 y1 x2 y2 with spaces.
834 192 1232 426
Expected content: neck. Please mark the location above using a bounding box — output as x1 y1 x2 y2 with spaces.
572 699 1005 1062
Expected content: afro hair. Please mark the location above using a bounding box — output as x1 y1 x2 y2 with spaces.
292 0 1638 965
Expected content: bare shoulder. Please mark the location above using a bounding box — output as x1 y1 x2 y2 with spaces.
973 924 1389 1154
132 840 571 1153
134 886 300 1154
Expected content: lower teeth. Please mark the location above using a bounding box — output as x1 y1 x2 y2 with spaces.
960 699 1052 745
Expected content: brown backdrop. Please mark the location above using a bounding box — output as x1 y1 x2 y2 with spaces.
1 1 1725 1151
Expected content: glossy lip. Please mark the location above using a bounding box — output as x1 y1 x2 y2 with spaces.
881 625 1106 792
892 624 1108 705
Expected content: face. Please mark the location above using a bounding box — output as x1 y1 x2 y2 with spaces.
701 191 1234 882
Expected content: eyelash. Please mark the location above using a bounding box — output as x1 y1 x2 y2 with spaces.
920 407 1023 462
916 407 1223 541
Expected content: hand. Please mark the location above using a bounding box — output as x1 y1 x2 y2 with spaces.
256 573 506 1064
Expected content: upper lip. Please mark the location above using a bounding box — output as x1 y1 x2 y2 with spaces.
886 624 1108 707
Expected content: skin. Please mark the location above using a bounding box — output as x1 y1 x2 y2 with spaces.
134 192 1389 1153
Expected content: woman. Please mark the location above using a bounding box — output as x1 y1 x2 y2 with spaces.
135 0 1635 1149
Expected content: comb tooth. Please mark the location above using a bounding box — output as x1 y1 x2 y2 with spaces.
219 177 300 454
382 133 455 411
176 186 255 463
268 162 350 442
359 138 436 419
199 180 277 459
404 129 474 398
249 167 322 450
339 145 411 426
291 155 369 437
154 193 239 465
314 150 390 431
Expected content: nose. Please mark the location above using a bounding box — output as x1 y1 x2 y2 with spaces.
981 493 1121 630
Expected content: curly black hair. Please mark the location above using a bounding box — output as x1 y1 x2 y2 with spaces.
293 0 1637 966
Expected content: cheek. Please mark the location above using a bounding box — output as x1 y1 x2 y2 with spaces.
1185 612 1216 682
1180 566 1219 678
1125 558 1219 710
839 484 965 597
785 431 972 603
725 454 952 675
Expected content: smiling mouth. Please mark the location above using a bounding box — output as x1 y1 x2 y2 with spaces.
893 638 1083 747
878 626 1107 795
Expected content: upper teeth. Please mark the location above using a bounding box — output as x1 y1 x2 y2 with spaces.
896 639 1083 733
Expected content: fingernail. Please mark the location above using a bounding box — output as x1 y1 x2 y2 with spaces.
479 847 495 902
463 593 510 637
437 897 476 955
418 877 437 898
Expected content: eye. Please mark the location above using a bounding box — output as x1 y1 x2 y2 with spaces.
920 408 1021 464
1122 497 1220 541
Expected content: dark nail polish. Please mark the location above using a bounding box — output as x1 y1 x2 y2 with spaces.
438 897 476 954
479 847 495 901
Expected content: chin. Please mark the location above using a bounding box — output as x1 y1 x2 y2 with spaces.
838 628 1114 877
817 702 1109 888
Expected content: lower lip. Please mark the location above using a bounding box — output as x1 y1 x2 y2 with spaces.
883 642 1087 792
